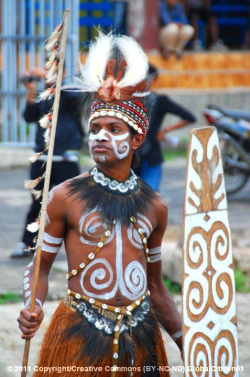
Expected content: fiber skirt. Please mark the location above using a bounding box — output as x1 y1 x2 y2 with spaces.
33 300 170 377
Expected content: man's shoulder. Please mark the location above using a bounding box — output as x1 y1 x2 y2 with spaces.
138 179 168 213
52 172 90 199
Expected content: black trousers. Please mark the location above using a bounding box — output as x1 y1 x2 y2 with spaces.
22 159 80 247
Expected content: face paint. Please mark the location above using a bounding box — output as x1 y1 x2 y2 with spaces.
88 129 130 160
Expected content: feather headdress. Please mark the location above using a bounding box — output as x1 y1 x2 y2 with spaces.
77 31 150 134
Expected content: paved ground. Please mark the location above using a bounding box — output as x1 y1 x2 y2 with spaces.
0 159 249 376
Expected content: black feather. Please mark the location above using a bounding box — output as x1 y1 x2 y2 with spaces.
66 171 157 226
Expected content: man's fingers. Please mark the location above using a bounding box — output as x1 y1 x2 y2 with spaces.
18 317 39 329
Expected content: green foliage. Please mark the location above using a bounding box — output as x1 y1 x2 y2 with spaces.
164 278 182 294
163 150 187 161
0 292 22 305
234 268 250 293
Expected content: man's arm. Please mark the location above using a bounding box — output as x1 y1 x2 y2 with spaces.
21 67 46 122
17 186 66 339
147 197 182 352
156 95 196 141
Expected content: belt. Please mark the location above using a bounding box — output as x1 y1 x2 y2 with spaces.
38 150 79 162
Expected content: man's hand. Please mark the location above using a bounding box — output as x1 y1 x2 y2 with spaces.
17 306 44 340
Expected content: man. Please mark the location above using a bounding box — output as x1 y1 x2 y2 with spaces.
11 66 84 258
18 33 182 376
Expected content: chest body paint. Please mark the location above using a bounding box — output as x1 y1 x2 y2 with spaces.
79 210 153 301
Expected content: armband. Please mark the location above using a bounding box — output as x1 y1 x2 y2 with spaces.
42 232 63 253
148 246 161 263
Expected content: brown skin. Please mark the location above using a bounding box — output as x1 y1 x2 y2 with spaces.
18 117 182 352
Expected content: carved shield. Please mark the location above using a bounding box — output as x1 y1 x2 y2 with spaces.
182 127 239 376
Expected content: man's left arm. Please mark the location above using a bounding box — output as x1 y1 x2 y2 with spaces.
147 198 182 353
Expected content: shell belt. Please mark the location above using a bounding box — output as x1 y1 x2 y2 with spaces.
64 216 151 377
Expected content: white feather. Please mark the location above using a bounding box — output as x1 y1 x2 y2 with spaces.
27 221 40 233
79 32 114 91
116 35 148 88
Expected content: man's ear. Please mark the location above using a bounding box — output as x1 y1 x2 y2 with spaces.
131 133 145 151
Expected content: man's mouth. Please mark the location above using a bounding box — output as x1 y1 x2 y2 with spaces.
92 144 110 153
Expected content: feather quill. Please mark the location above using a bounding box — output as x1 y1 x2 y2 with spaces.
39 113 52 129
24 174 45 190
116 35 148 88
29 152 43 163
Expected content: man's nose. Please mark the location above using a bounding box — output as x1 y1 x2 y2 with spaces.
96 129 109 141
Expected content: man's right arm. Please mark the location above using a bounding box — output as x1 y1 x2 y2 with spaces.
17 185 66 339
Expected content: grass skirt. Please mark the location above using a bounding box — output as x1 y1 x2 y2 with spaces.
33 301 170 377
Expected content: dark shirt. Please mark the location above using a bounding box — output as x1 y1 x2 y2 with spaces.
160 0 188 26
138 94 196 166
23 90 83 155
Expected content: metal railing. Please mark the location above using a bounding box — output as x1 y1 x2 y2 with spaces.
0 0 80 147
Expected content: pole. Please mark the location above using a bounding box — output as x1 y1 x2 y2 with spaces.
21 9 69 377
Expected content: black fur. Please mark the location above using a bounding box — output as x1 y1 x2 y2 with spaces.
67 172 157 226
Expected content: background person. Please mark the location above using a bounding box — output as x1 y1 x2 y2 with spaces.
159 0 194 58
11 66 84 258
135 64 196 191
185 0 227 51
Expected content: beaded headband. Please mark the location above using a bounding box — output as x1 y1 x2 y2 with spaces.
89 100 149 135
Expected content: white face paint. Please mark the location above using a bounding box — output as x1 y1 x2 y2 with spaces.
88 129 131 160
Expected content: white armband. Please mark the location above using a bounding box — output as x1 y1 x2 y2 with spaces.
42 232 63 253
42 243 61 254
43 232 63 244
148 246 162 263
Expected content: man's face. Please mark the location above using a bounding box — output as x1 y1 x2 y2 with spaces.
88 116 134 164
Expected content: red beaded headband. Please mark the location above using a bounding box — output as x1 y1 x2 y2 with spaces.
89 100 149 135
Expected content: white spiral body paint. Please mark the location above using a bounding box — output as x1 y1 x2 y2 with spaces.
79 209 115 246
88 129 130 160
127 214 153 249
79 214 151 301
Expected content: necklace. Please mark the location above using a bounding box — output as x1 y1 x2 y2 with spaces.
90 166 138 194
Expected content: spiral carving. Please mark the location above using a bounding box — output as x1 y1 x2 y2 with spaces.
214 331 237 377
183 128 238 376
187 332 212 377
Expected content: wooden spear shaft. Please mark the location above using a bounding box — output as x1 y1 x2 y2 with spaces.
21 9 69 377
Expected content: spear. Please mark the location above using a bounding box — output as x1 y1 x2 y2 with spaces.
21 9 69 377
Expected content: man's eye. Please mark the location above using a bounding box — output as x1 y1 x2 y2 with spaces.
90 129 98 134
111 128 120 133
